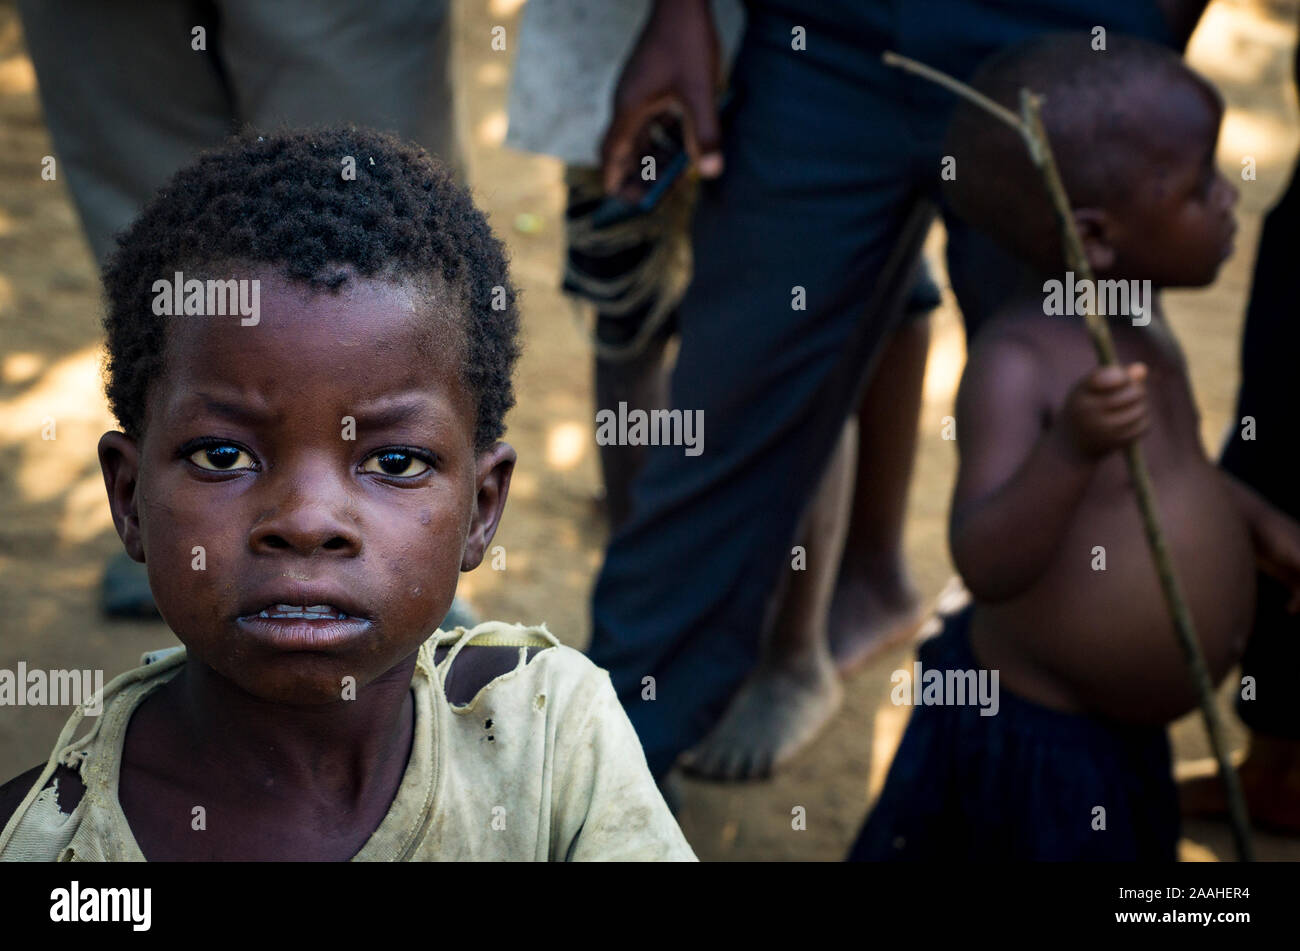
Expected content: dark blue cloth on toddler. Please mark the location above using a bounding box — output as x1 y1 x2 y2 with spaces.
847 606 1179 861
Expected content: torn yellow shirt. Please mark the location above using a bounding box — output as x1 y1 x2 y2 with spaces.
0 622 696 862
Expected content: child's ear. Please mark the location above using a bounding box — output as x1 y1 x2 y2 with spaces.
461 442 516 572
1072 207 1118 274
98 431 145 563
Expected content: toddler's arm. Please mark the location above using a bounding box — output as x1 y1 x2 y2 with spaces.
951 334 1148 601
1223 473 1300 611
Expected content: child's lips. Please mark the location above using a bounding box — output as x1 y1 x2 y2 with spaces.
236 587 374 650
236 611 373 651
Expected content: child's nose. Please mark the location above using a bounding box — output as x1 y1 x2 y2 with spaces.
249 484 361 557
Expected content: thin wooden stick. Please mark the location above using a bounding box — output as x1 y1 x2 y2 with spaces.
883 51 1025 138
883 51 1254 862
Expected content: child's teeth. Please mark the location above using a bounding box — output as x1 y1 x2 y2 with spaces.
256 603 345 619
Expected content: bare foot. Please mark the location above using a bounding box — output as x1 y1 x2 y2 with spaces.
827 569 924 676
679 661 843 782
1178 736 1300 835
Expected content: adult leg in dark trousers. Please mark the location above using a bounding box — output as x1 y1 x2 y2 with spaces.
679 205 934 781
1183 163 1300 833
589 1 934 780
588 0 1181 781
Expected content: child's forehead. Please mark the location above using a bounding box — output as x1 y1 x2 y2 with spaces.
154 268 473 425
260 265 455 325
1120 74 1222 154
169 266 460 359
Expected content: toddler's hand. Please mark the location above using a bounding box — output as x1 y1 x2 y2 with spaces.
1059 363 1149 458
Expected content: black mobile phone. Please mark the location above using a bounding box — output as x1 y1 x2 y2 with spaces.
590 91 731 230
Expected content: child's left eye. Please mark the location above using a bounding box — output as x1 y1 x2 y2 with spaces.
189 444 255 471
362 450 433 478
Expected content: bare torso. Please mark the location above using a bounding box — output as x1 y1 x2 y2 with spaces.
966 308 1255 724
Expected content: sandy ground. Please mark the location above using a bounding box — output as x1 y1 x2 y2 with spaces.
1 0 1298 861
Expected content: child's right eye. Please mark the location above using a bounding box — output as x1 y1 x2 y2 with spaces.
188 444 255 471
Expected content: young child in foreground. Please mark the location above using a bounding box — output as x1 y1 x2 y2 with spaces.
849 34 1300 861
0 129 695 861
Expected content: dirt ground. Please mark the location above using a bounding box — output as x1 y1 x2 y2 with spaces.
1 0 1298 861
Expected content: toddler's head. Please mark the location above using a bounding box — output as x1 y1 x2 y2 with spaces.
944 33 1237 287
97 128 520 704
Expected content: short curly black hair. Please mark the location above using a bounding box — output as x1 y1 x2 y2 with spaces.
102 127 520 450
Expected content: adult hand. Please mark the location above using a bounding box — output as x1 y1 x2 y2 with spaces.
600 0 723 199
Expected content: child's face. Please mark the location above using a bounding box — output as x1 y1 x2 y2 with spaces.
1101 77 1238 287
98 268 514 704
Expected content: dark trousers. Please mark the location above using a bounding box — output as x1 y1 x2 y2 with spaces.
587 0 1175 778
19 0 459 268
1220 165 1300 739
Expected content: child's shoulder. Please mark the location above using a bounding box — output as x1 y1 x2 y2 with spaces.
0 646 185 841
962 307 1096 397
959 311 1050 396
971 304 1089 359
428 621 605 708
0 761 87 854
